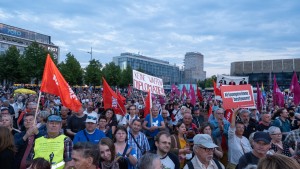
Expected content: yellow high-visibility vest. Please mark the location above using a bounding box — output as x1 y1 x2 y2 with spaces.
34 134 66 169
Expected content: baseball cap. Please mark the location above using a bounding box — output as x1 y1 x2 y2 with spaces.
47 115 62 122
193 134 218 148
253 131 271 144
85 115 97 124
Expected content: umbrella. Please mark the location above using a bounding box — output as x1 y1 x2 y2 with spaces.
14 88 37 95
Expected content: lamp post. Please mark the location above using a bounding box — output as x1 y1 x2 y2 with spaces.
87 47 93 60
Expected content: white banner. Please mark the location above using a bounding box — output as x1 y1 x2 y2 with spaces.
132 70 165 95
217 75 249 87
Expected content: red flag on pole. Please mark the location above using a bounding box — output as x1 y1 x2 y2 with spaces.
127 84 132 97
273 75 284 107
116 89 126 104
41 54 82 112
213 81 221 96
290 72 300 105
197 87 203 102
144 90 152 118
256 83 262 112
102 77 126 116
190 84 196 105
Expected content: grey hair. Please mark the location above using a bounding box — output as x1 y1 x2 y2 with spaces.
137 153 160 169
239 109 250 115
39 111 50 121
268 126 280 135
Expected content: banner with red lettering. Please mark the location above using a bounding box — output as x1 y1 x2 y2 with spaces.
220 84 255 109
132 70 165 95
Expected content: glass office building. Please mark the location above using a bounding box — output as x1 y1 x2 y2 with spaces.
231 59 300 91
113 52 181 85
0 23 59 60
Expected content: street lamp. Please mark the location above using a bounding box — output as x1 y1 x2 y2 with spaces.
87 47 93 60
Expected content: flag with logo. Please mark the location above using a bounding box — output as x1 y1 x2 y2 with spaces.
102 77 125 116
41 54 82 112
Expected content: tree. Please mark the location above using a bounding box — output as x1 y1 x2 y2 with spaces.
19 42 53 84
119 65 133 87
84 59 102 86
0 46 22 85
102 62 121 86
58 53 83 85
205 75 217 88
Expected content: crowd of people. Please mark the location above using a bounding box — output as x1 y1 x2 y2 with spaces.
0 87 300 169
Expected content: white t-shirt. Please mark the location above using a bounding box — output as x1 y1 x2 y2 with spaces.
161 155 175 169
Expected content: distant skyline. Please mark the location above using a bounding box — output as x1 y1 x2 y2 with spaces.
1 0 300 77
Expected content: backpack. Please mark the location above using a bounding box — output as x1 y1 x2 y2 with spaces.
186 159 222 169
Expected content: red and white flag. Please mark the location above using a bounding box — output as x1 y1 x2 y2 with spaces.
41 54 82 112
102 77 126 116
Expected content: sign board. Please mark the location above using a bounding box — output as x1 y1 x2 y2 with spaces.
217 75 249 87
132 70 165 95
220 84 255 109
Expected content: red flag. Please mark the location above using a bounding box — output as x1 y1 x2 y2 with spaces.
213 81 221 96
190 84 196 105
181 85 187 100
256 83 262 112
127 84 132 97
197 87 203 102
116 89 126 104
290 72 300 105
207 105 212 117
102 77 125 116
225 109 233 122
41 54 81 112
144 90 152 117
273 75 284 107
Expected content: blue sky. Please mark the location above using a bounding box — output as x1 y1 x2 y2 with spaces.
1 0 300 77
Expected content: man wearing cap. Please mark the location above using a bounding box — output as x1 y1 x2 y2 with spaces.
184 134 224 169
73 114 106 145
28 115 73 169
236 131 272 169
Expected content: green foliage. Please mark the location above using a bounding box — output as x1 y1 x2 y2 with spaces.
84 59 102 86
205 75 217 88
19 42 52 84
102 62 121 86
0 46 21 84
119 65 133 87
58 53 83 85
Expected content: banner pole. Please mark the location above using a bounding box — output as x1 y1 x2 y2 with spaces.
33 91 42 124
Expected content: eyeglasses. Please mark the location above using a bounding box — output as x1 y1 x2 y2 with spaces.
198 146 215 152
271 133 282 135
87 116 97 120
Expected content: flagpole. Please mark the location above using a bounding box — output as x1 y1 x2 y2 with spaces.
117 102 126 116
33 91 42 124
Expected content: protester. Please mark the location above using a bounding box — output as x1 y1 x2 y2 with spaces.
272 108 291 138
71 142 100 169
104 108 118 139
14 113 41 169
268 126 291 156
66 107 87 140
199 122 223 159
128 119 150 159
0 126 16 169
170 121 192 168
192 107 204 128
155 131 180 169
143 105 165 150
73 114 106 144
239 109 257 138
137 153 162 169
114 126 138 169
98 116 108 134
227 108 252 169
257 153 300 169
27 158 51 169
183 134 224 169
257 112 271 132
161 109 173 133
209 108 230 145
28 115 73 169
99 137 128 169
236 131 272 169
120 105 139 129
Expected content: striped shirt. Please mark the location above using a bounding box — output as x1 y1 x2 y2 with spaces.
127 130 150 159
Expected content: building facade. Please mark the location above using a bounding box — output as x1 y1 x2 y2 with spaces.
0 23 59 60
183 52 206 83
231 58 300 90
113 52 181 85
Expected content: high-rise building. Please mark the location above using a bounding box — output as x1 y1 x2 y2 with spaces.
184 52 206 83
113 52 181 85
0 23 59 60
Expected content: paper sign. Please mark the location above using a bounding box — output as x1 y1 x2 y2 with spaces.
132 70 165 95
